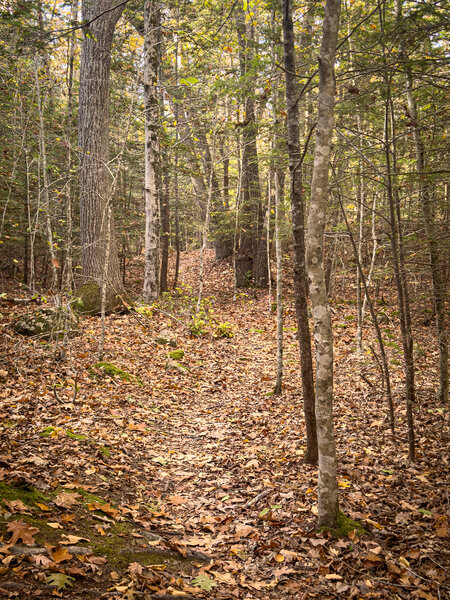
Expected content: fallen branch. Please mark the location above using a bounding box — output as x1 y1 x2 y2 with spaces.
243 488 270 509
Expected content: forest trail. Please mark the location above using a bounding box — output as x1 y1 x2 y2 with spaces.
0 251 447 599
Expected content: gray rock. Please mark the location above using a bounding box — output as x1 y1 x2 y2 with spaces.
13 306 78 340
155 328 177 347
165 359 189 374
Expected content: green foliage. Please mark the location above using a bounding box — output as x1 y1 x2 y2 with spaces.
90 362 142 385
320 511 368 538
214 321 234 338
190 316 207 337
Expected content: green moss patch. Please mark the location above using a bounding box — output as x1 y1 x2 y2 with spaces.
167 349 185 361
89 362 142 385
0 481 48 507
334 511 368 537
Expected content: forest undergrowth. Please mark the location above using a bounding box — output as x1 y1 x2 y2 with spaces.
0 251 447 599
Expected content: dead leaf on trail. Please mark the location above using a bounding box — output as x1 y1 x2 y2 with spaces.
3 499 30 514
33 553 53 567
166 495 187 505
47 522 64 529
51 546 72 563
61 534 89 545
87 502 119 519
128 562 144 575
244 459 259 469
210 570 237 585
7 520 38 545
274 566 298 577
234 524 257 538
336 582 351 593
36 503 51 512
54 492 81 509
325 573 343 580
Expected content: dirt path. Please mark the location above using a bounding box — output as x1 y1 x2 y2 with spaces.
0 251 447 598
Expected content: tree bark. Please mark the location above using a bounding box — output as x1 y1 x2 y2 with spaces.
235 6 268 287
306 0 341 528
142 0 160 302
282 0 318 465
406 71 448 404
78 0 125 289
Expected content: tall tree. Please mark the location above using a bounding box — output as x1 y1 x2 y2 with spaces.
234 5 268 287
142 0 161 301
306 0 341 528
282 0 318 465
77 0 126 303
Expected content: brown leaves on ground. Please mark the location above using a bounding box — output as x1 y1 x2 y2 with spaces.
0 251 448 599
7 520 39 545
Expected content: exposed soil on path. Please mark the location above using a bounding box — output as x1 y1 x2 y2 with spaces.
0 251 448 599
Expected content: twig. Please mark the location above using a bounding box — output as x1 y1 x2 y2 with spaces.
243 489 270 508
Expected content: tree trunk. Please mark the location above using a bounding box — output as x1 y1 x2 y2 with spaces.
306 0 341 528
406 71 448 404
282 0 318 465
235 6 268 287
142 0 160 302
78 0 125 290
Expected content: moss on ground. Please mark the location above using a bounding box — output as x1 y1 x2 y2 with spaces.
0 481 48 505
0 482 197 575
321 510 368 538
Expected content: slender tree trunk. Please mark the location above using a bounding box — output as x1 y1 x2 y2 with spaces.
282 0 318 464
406 71 448 404
63 0 77 293
384 87 416 459
274 169 283 395
142 0 160 301
34 58 58 291
306 0 341 528
78 0 125 289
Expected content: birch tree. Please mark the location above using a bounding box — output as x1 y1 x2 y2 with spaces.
142 0 160 302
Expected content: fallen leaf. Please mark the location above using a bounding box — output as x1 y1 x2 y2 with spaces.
7 520 38 545
51 546 72 563
61 535 89 545
54 492 81 509
46 573 74 590
3 499 31 514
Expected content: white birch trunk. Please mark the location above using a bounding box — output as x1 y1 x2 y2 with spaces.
306 0 341 528
142 0 160 302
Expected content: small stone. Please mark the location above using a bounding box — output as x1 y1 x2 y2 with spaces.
155 329 177 347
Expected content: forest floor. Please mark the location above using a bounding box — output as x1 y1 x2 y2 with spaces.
0 250 448 600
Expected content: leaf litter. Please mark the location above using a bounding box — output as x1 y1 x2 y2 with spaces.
0 250 448 599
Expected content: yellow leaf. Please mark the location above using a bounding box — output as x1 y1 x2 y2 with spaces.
274 553 284 563
398 556 410 569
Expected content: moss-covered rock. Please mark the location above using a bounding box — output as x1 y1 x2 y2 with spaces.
13 306 78 340
73 283 120 315
165 359 189 374
155 329 177 347
89 361 142 385
167 349 184 360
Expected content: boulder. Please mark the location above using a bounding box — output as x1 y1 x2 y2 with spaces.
13 306 78 340
73 283 120 316
155 329 177 347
